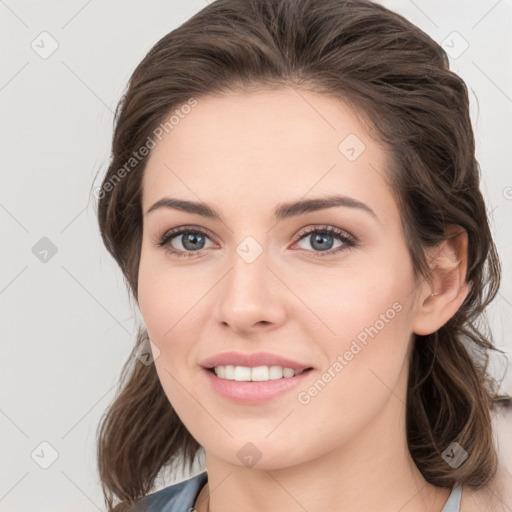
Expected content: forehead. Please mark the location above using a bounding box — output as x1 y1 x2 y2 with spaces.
142 87 394 220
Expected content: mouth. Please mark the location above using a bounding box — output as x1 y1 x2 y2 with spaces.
202 365 315 404
199 351 315 403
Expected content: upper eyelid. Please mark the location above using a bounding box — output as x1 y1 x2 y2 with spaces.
296 225 355 241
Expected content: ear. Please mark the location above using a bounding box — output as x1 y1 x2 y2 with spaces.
412 225 471 336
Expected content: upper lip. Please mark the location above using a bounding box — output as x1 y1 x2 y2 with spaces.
200 351 313 371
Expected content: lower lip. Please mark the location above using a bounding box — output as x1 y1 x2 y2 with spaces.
202 368 314 404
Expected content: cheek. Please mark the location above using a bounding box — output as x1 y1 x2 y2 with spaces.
137 249 203 342
137 258 204 411
304 247 416 400
292 247 414 349
291 290 413 453
137 251 217 405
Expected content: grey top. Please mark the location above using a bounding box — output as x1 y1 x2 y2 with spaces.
131 472 207 512
132 471 462 512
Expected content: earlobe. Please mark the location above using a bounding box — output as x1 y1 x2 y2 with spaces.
412 226 470 336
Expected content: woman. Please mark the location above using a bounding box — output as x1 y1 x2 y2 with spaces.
94 0 511 510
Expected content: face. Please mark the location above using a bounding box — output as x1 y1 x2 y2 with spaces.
138 87 423 470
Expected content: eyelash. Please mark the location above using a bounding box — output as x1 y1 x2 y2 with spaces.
156 225 357 258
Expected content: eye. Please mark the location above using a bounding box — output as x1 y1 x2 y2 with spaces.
156 224 357 258
156 227 216 258
292 225 356 257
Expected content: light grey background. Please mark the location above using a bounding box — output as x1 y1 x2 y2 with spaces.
1 1 511 511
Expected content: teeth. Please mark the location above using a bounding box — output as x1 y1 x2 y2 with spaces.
213 365 305 382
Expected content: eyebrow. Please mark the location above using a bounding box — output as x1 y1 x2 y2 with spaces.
145 195 377 221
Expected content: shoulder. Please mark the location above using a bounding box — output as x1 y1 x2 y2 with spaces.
130 472 208 512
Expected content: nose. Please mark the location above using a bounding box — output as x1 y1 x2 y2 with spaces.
213 244 287 335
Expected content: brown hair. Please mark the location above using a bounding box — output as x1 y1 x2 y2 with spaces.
94 0 510 509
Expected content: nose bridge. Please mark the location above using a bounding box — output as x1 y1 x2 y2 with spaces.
214 234 285 331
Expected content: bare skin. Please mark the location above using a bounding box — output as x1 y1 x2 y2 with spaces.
137 86 493 512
